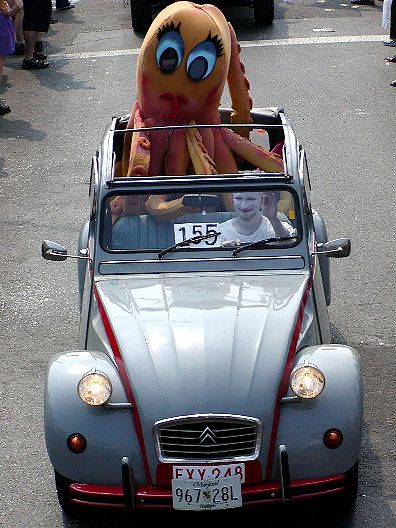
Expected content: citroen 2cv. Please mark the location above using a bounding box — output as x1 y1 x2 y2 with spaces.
41 107 362 517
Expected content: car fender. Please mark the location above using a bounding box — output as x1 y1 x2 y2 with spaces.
312 209 331 306
77 218 89 310
44 350 146 484
274 344 362 480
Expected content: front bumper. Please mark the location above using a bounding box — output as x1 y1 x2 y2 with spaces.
68 474 349 510
65 449 349 511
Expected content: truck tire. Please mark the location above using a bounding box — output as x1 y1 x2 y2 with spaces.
130 0 152 33
253 0 275 26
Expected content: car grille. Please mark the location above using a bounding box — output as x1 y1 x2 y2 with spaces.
154 415 261 462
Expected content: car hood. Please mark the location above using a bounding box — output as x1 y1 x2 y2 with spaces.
95 272 309 423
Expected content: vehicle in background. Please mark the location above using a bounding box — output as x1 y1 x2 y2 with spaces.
129 0 275 34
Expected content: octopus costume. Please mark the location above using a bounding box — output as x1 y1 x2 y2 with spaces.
115 2 284 222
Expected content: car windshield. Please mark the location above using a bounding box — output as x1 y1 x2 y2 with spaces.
103 187 299 253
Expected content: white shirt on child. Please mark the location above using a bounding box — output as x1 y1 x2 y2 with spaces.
218 217 275 244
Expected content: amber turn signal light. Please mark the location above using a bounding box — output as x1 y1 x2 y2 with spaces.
67 433 87 454
323 429 343 449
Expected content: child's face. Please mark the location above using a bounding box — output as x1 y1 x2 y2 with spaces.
232 192 263 221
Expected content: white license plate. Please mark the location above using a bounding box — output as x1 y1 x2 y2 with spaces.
171 476 242 511
174 223 221 247
172 463 245 483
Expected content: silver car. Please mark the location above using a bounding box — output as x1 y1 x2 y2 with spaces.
42 107 363 516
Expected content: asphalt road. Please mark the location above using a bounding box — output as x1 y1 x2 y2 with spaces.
1 0 396 526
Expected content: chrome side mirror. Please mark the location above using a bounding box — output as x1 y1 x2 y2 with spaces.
41 240 89 261
314 238 351 258
42 240 68 261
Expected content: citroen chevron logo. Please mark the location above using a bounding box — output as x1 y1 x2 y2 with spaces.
198 427 217 445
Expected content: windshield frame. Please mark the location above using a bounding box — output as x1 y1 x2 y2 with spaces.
99 180 302 256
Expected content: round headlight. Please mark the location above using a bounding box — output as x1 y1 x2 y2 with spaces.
77 371 112 406
290 363 325 399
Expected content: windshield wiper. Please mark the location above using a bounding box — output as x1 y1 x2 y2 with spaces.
158 231 221 259
231 236 297 257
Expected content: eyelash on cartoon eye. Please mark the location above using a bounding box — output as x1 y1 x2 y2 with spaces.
157 24 224 59
203 32 224 58
156 21 182 41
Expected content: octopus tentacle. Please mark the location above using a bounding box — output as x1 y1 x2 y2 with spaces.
144 120 170 177
110 193 149 223
198 127 215 161
220 127 284 173
164 129 190 175
145 194 193 222
122 101 137 176
212 129 238 175
110 195 125 224
227 22 253 139
186 122 217 175
212 128 238 211
127 105 151 177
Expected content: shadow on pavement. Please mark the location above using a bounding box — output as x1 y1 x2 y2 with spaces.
5 58 96 93
0 119 47 141
32 59 96 93
0 73 11 97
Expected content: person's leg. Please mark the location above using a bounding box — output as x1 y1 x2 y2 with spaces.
14 11 24 41
13 9 25 53
0 56 11 115
34 0 51 60
390 0 396 40
22 29 48 66
23 30 37 60
384 0 396 45
386 3 396 87
22 29 48 67
35 31 44 53
21 0 50 68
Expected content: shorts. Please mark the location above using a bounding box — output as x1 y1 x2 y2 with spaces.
0 14 15 56
22 0 52 32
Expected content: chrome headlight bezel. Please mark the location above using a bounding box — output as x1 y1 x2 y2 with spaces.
289 362 325 399
77 370 112 406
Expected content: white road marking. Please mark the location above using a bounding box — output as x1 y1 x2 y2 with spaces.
47 33 389 62
239 34 389 46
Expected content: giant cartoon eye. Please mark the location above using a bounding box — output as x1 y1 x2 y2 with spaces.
156 30 184 74
186 40 218 82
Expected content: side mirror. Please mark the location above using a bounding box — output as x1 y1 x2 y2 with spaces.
315 238 351 258
41 240 68 261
